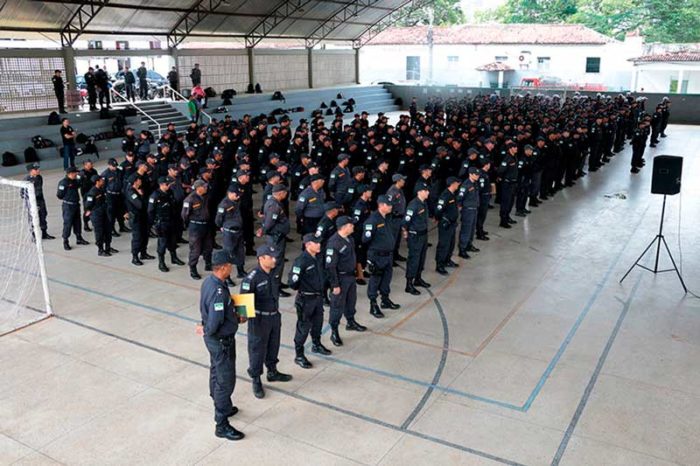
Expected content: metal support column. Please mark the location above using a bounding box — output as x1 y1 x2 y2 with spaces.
355 47 360 84
307 47 314 89
62 46 77 90
247 47 255 86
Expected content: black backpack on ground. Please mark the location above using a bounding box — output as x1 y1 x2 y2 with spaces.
222 89 236 99
75 133 89 144
120 107 137 117
254 83 262 94
31 135 55 149
272 91 285 102
99 107 111 119
48 111 60 125
222 97 232 106
246 83 255 94
2 151 18 167
84 136 99 157
24 147 39 163
204 87 216 98
213 106 228 114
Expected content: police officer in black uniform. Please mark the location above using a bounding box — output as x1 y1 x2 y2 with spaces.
84 175 116 257
350 184 373 284
295 175 326 235
229 170 256 257
101 158 127 236
79 159 98 233
476 160 493 241
458 167 481 259
148 177 185 272
215 186 245 282
182 180 213 279
24 163 54 240
402 186 431 295
241 245 293 399
386 174 408 264
84 67 97 111
126 176 153 265
57 167 89 250
326 216 367 346
497 144 519 228
262 184 291 297
288 234 332 369
329 153 352 206
363 195 400 318
199 250 246 441
434 177 461 275
52 70 66 114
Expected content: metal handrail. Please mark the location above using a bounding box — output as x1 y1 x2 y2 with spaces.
109 88 162 138
161 84 212 124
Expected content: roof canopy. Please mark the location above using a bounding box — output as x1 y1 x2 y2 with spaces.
0 0 432 48
476 62 514 72
630 51 700 63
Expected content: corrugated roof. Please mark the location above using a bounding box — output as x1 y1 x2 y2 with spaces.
0 0 413 45
368 24 616 46
630 51 700 63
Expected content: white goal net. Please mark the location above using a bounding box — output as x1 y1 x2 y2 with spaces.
0 177 52 336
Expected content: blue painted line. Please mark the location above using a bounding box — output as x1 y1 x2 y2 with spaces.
520 205 649 411
551 275 643 465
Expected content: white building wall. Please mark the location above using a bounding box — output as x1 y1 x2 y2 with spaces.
361 39 641 91
632 62 700 93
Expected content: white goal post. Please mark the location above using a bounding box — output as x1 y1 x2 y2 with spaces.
0 177 53 336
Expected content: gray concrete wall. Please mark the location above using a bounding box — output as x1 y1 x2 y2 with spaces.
253 50 308 91
386 85 700 125
177 50 249 95
312 50 356 88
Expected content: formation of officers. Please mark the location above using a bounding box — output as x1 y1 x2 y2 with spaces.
27 90 671 441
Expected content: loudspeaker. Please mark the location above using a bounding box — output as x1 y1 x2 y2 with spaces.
651 155 682 195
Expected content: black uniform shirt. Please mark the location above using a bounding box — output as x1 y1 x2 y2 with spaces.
200 275 238 337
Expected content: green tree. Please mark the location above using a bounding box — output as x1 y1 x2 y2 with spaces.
398 0 466 26
477 0 700 42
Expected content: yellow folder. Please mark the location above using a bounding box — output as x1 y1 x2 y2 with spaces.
232 293 256 318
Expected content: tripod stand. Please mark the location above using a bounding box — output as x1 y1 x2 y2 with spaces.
620 194 687 292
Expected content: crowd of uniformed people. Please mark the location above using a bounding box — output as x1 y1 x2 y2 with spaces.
23 91 671 441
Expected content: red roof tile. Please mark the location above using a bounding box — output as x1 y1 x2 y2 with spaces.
369 24 614 46
630 51 700 63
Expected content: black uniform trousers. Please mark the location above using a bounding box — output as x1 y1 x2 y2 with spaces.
37 197 48 233
265 235 287 284
476 195 490 236
222 229 244 266
301 216 321 235
329 274 357 327
92 210 111 250
106 193 126 231
62 202 81 240
435 220 456 267
631 144 645 168
188 223 213 267
155 222 177 256
406 231 428 279
458 207 477 252
367 250 393 301
139 79 148 99
87 87 97 109
294 294 324 352
515 180 530 212
247 313 281 377
130 215 149 255
204 335 236 427
241 209 255 251
499 181 515 222
55 90 65 113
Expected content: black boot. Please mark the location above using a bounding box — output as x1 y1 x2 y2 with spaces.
294 351 313 369
108 246 119 254
467 245 480 253
499 220 512 229
405 279 421 295
436 265 449 276
119 224 131 233
330 326 344 346
63 240 71 251
215 423 245 441
83 222 92 232
76 236 90 245
346 318 367 332
381 297 400 310
458 250 470 259
370 300 385 318
267 368 293 382
158 255 169 272
414 277 431 288
132 254 144 266
446 260 460 268
204 262 212 272
251 376 265 399
170 252 185 266
141 251 155 260
237 266 247 278
311 343 332 355
190 266 201 280
98 247 108 257
42 231 55 240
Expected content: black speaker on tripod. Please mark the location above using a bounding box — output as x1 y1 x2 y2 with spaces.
651 155 682 195
620 155 687 292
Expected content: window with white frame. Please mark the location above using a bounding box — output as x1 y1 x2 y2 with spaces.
447 55 459 70
495 55 508 63
537 57 550 71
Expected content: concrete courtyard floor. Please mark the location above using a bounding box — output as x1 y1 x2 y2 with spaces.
1 123 699 465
